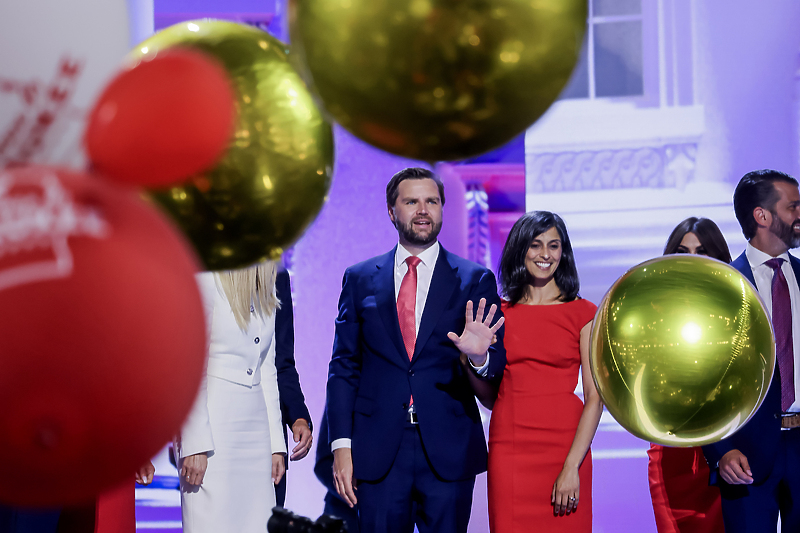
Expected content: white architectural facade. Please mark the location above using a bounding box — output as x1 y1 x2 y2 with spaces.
526 0 800 304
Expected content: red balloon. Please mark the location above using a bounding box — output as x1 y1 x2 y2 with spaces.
85 49 235 188
0 166 206 506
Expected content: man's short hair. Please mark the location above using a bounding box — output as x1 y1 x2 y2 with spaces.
386 167 446 207
734 169 798 239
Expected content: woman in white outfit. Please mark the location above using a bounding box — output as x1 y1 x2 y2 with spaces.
178 261 287 533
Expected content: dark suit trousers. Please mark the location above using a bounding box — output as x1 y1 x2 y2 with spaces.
324 493 360 533
357 424 474 533
275 467 287 508
0 507 59 533
719 429 800 532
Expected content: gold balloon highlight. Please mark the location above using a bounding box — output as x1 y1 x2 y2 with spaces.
133 21 334 270
289 0 586 161
590 255 775 447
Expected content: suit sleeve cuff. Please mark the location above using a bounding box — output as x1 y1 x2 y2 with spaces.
331 438 351 451
468 352 490 377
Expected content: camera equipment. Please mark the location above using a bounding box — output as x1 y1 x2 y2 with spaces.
267 507 348 533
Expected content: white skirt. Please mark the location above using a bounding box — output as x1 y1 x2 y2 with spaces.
181 376 276 533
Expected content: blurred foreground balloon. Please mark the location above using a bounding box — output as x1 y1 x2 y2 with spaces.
0 166 205 506
133 21 334 270
0 0 130 169
289 0 586 161
85 49 235 188
590 255 775 447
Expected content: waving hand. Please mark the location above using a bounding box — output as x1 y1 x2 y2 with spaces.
447 298 504 365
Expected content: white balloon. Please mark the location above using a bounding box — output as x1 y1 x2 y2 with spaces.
0 0 131 169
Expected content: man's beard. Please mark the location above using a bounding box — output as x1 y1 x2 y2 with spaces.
770 213 800 249
395 217 442 246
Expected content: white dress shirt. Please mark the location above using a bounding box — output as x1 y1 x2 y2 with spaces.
394 241 440 334
332 242 490 451
745 243 800 413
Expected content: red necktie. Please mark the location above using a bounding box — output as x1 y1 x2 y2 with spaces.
765 258 796 411
397 256 422 360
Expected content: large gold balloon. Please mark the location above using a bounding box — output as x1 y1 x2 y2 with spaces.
132 21 334 270
289 0 586 161
590 255 775 447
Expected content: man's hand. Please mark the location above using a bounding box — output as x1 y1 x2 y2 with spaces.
333 447 357 508
272 453 286 485
290 419 313 461
447 298 505 365
135 461 155 485
719 449 753 485
181 452 208 486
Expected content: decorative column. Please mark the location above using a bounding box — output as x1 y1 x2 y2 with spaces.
267 0 288 42
447 163 525 273
464 178 491 270
796 49 800 174
126 0 154 47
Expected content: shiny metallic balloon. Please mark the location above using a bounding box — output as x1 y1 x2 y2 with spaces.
289 0 586 161
590 255 775 447
132 21 334 270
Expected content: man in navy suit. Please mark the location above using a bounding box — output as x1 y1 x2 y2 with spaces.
703 169 800 531
274 267 313 507
315 406 360 533
327 167 506 533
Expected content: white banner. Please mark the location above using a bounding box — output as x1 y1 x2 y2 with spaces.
0 0 131 169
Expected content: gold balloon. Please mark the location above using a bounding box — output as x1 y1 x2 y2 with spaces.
132 21 334 270
289 0 586 161
590 255 775 447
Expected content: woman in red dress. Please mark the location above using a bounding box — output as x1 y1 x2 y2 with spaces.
647 217 730 533
487 211 603 533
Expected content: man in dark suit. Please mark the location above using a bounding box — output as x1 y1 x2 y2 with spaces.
702 169 800 531
274 267 312 507
314 406 359 533
327 167 506 533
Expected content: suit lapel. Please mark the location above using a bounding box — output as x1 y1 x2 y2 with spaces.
412 248 459 363
736 250 800 288
789 254 800 289
372 247 409 365
732 251 756 286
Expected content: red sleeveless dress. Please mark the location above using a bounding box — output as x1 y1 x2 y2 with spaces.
488 299 596 533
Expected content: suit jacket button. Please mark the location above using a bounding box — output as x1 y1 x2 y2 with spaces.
247 369 254 375
408 370 414 376
254 337 260 344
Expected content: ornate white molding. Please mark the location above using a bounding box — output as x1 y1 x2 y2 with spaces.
527 142 698 193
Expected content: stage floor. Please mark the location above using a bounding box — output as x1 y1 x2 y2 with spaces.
134 409 659 532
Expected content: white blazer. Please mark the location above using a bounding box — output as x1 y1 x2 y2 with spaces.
177 272 286 459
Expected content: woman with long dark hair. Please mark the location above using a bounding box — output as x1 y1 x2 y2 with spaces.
648 217 730 533
488 211 602 533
